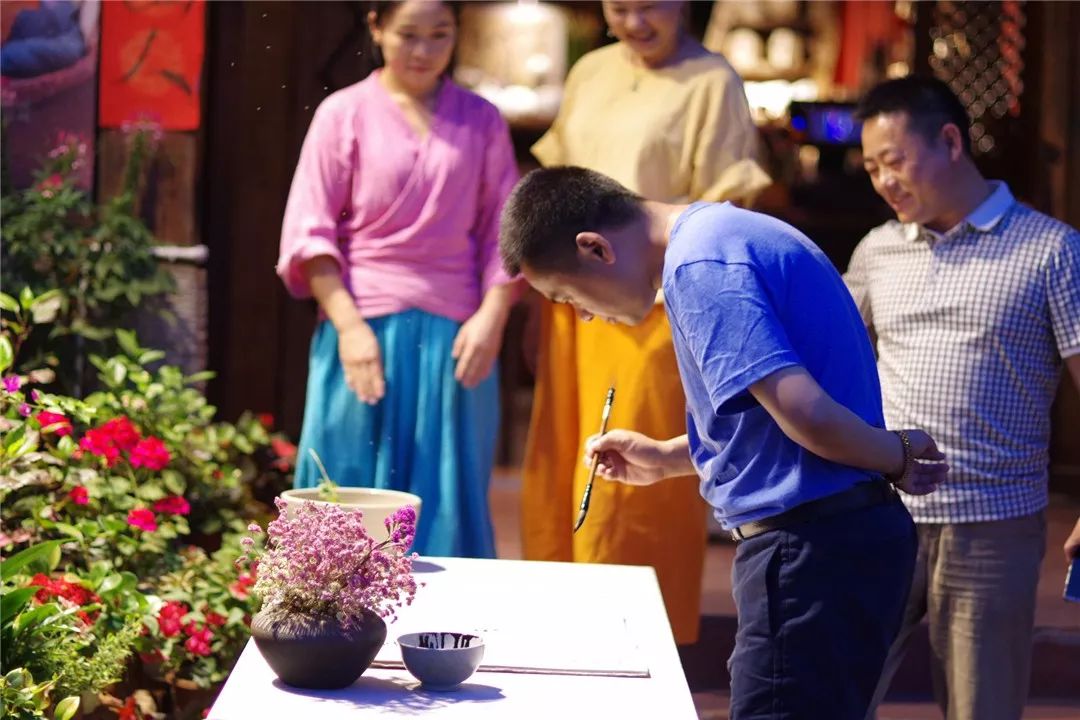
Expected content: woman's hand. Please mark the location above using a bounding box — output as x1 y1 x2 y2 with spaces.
452 305 506 388
338 322 385 405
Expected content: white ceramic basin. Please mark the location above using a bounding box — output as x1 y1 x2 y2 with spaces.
278 487 422 547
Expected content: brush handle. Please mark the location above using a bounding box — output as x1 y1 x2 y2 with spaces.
573 461 599 532
574 388 616 532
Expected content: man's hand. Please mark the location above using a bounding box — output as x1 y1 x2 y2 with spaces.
892 429 948 496
1064 516 1080 564
583 431 692 486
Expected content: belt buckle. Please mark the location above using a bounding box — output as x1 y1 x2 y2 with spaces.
730 527 745 541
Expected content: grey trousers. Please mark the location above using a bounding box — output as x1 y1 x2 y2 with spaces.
866 512 1046 720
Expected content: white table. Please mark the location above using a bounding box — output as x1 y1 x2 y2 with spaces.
208 557 697 719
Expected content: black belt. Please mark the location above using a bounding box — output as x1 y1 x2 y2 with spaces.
730 480 897 541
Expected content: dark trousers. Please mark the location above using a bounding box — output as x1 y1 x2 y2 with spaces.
728 496 917 720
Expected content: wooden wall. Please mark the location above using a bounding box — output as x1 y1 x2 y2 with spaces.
203 1 377 437
1034 2 1080 487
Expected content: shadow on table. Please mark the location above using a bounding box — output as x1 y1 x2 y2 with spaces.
271 676 504 713
411 560 446 574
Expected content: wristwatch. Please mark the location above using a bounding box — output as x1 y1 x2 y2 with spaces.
887 429 913 484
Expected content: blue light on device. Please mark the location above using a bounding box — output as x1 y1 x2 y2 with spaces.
1066 556 1080 603
790 102 863 147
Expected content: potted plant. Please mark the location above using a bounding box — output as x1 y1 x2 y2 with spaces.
1 127 175 396
277 450 422 549
1 296 279 719
240 497 419 690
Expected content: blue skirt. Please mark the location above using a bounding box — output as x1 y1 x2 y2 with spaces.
294 310 499 558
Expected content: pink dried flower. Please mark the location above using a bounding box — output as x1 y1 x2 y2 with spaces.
243 499 418 625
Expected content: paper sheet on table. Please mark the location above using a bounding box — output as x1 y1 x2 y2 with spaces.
372 612 650 678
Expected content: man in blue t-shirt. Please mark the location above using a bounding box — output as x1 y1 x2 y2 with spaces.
499 167 948 719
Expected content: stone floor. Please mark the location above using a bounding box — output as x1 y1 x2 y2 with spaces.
489 470 1080 719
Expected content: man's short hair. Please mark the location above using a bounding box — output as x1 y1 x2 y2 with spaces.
855 75 972 156
499 167 643 276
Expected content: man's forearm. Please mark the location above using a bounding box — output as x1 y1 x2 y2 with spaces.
751 366 906 477
659 435 697 478
786 398 906 476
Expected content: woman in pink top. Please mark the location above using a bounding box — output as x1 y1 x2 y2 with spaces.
276 0 519 557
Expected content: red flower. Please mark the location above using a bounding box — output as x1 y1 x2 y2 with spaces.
160 600 189 619
257 413 274 429
117 695 142 720
184 622 214 656
127 508 158 532
269 436 296 472
35 411 72 437
140 650 166 665
28 573 100 615
35 174 64 197
205 610 227 627
54 578 93 606
100 417 141 451
159 616 182 638
69 486 89 506
156 600 189 637
79 428 120 467
152 495 190 516
29 573 54 603
228 570 256 601
129 437 170 471
270 437 297 462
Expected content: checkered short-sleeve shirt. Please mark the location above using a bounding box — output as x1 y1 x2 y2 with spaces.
845 181 1080 523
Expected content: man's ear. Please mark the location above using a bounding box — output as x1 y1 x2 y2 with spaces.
575 232 616 265
941 123 967 161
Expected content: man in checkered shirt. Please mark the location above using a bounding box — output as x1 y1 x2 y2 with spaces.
846 76 1080 720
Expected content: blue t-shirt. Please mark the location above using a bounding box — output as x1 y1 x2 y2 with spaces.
663 202 885 529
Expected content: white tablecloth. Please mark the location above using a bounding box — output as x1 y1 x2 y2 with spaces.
208 557 697 719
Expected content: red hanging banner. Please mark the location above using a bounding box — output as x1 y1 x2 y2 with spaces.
98 0 205 130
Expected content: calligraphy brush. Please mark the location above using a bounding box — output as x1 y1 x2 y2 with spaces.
573 386 616 533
